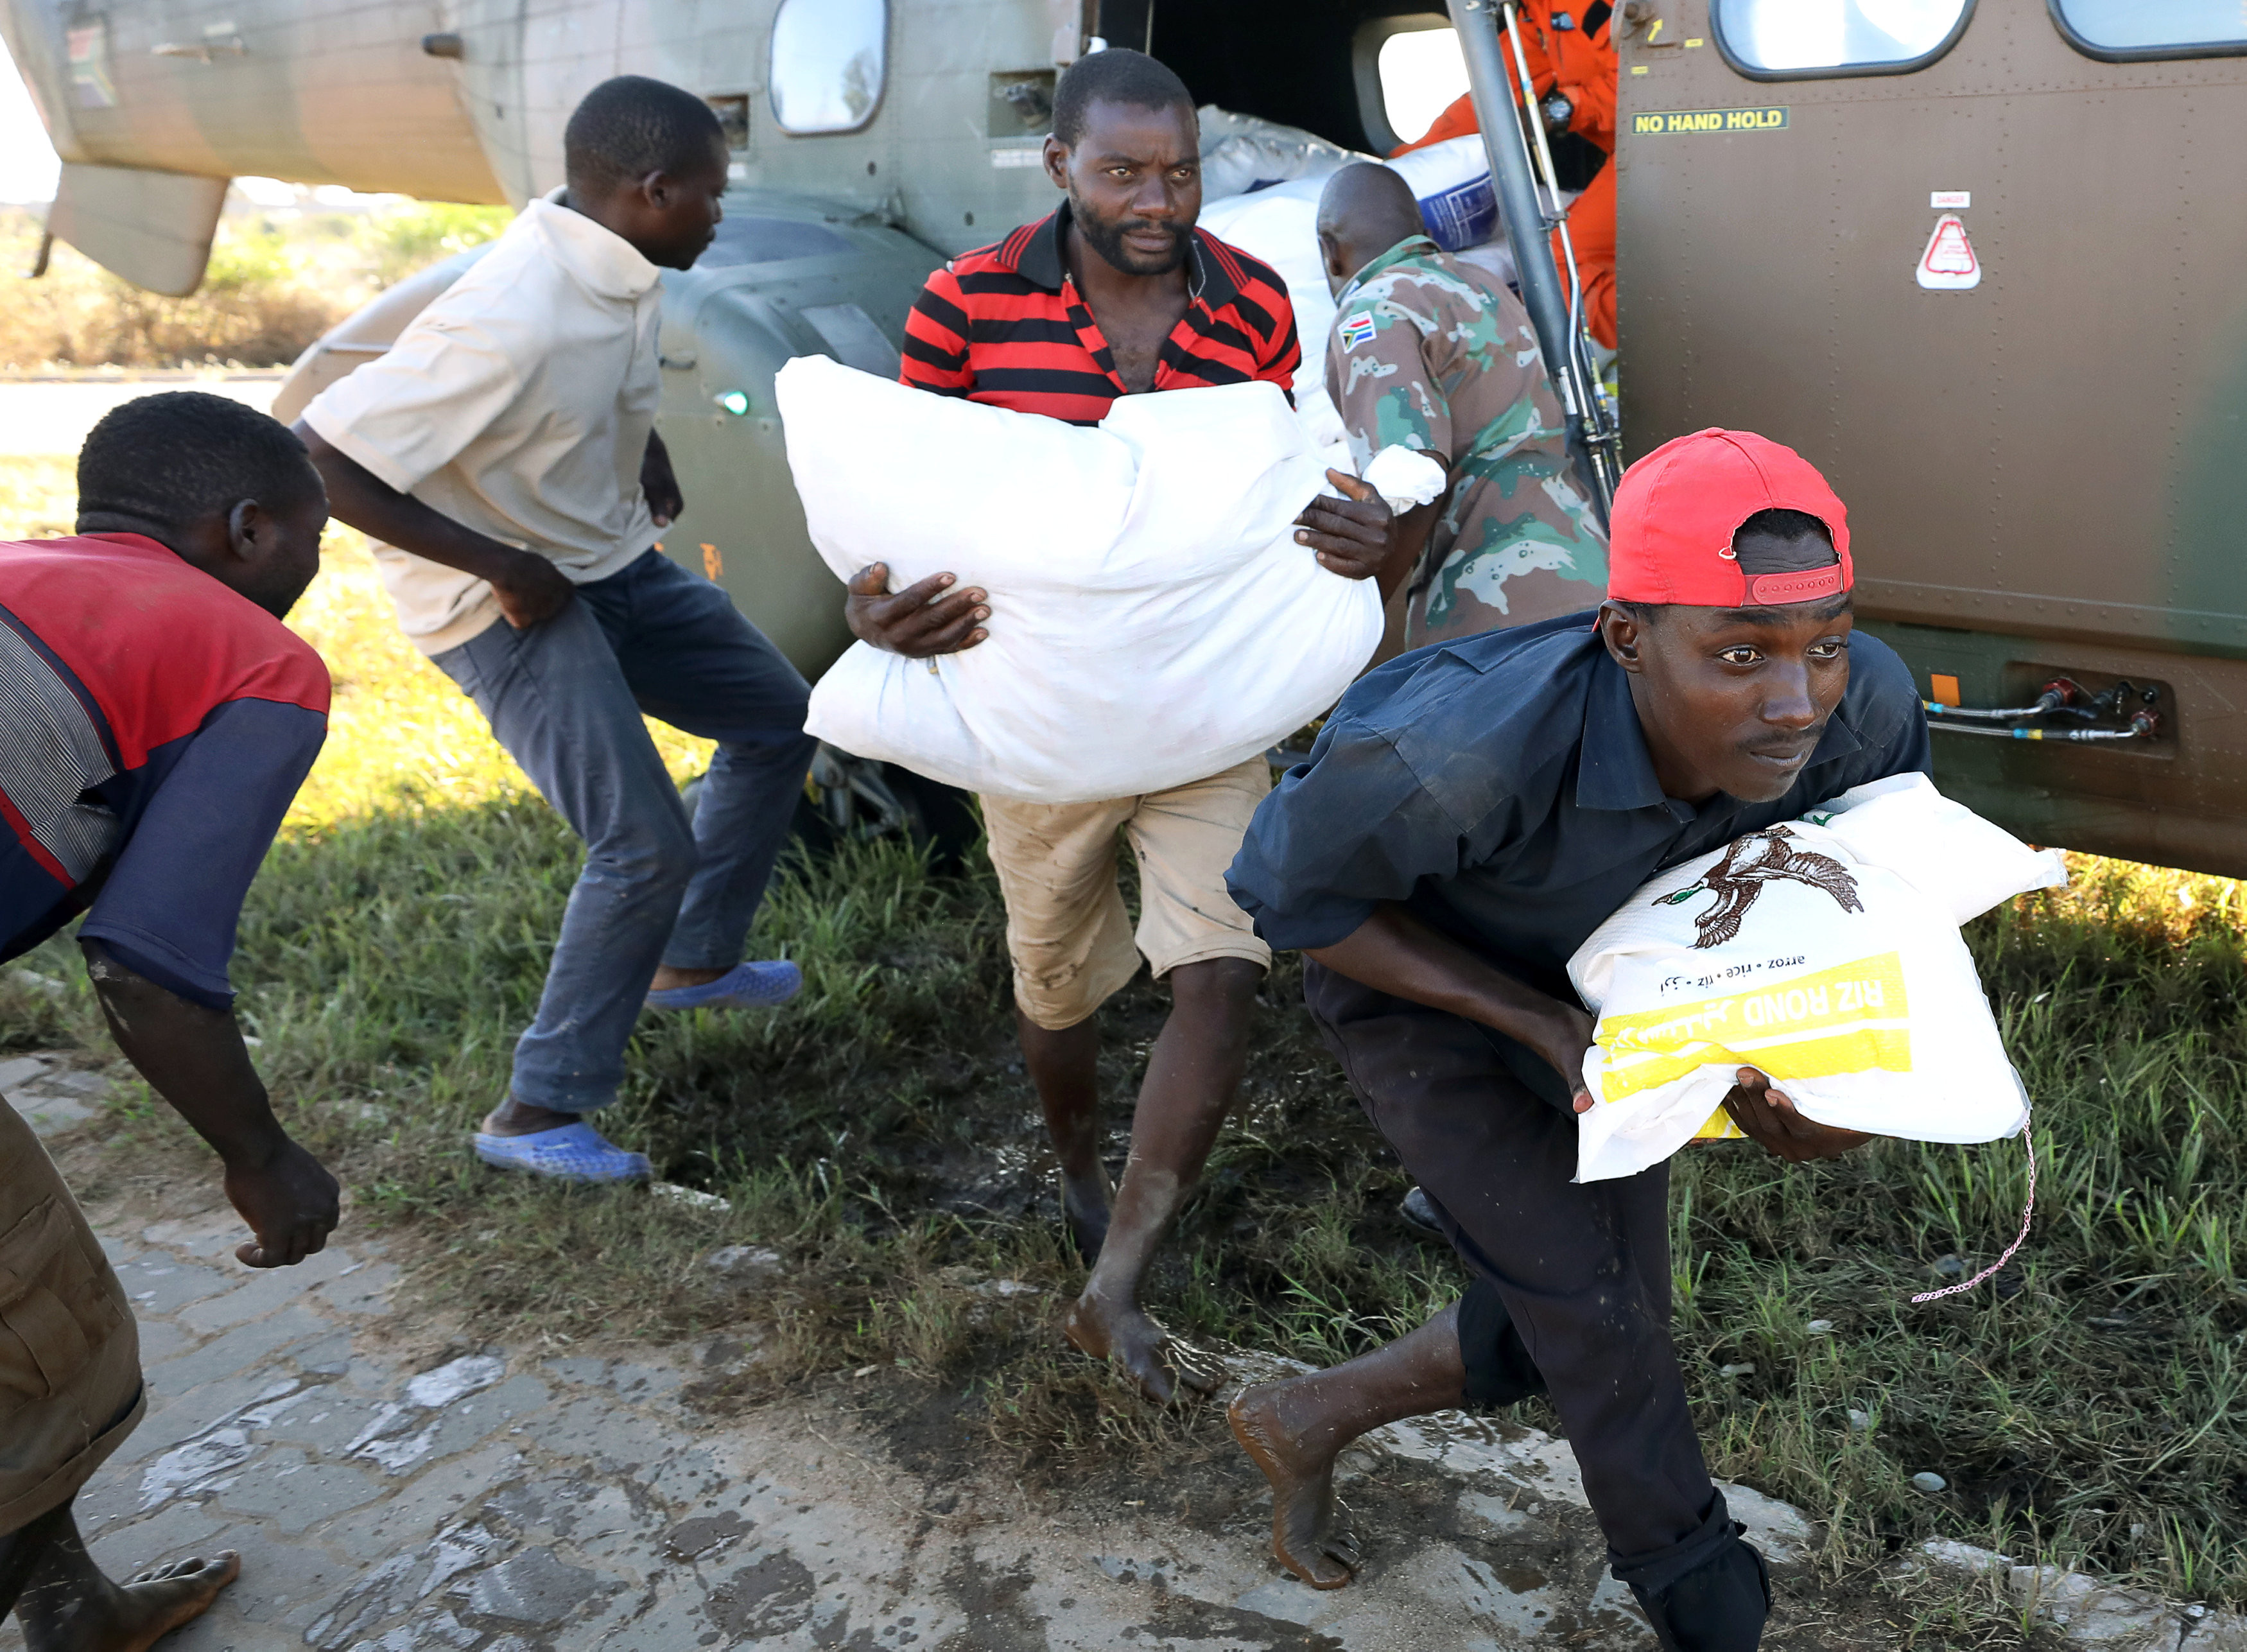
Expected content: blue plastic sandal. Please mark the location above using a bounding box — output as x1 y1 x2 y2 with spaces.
644 959 802 1011
473 1122 651 1183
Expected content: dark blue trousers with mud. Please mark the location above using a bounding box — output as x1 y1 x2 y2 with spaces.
1303 961 1747 1602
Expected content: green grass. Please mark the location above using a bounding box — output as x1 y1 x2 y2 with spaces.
0 457 74 540
5 465 2244 1613
1672 860 2247 1604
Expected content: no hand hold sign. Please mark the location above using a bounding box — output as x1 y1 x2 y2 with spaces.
1631 107 1790 136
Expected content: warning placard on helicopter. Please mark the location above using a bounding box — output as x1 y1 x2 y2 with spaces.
1916 213 1981 290
1631 107 1789 136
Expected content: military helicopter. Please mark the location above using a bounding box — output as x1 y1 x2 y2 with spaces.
7 0 2246 873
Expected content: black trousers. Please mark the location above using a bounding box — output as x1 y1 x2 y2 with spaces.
1306 962 1739 1594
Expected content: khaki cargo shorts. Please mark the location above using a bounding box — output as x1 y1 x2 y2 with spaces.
980 756 1274 1030
0 1095 143 1535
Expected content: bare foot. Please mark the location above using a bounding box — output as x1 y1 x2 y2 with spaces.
1063 1291 1222 1404
1060 1176 1111 1264
23 1550 240 1652
1228 1386 1358 1589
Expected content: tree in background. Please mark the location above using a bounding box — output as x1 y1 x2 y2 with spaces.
0 199 512 371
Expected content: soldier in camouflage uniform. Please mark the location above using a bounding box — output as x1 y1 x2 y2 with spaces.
1316 165 1608 648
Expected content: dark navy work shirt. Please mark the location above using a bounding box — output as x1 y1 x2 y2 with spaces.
1226 611 1932 1009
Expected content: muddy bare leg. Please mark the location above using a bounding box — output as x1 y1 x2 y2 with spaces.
1018 1008 1113 1260
1064 956 1262 1402
1228 1305 1468 1588
1 1500 239 1652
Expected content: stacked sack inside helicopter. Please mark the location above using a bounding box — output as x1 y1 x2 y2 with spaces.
1192 110 1571 444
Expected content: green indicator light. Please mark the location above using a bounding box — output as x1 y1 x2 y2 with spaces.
715 390 750 415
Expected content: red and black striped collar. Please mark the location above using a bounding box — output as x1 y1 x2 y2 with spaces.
998 201 1247 312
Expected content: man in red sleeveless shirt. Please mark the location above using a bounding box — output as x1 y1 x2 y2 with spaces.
0 392 340 1642
851 50 1411 1402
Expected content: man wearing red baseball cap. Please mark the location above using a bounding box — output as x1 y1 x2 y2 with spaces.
1221 431 1930 1648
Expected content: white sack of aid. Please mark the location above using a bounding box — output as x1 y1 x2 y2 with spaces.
1566 773 2067 1183
776 355 1435 804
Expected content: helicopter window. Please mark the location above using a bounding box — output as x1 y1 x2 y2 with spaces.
769 0 887 134
1351 15 1462 153
1380 25 1470 148
2049 0 2247 59
697 216 856 268
1713 0 1974 78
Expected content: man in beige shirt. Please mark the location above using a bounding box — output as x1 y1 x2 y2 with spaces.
299 76 817 1182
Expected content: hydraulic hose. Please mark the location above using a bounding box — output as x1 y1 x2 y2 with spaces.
1926 711 2160 743
1921 686 2071 723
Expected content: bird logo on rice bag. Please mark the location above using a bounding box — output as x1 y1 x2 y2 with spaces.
1655 826 1864 949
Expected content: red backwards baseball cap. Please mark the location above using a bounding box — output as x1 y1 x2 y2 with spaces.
1605 429 1852 607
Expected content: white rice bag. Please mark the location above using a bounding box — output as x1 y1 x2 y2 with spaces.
1566 774 2066 1182
777 356 1385 804
1384 134 1500 251
1362 446 1448 510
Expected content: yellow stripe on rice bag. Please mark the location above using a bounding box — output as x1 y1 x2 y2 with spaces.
1693 1108 1745 1142
1593 952 1912 1102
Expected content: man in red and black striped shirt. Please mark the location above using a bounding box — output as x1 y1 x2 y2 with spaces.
842 50 1412 1405
897 135 1301 422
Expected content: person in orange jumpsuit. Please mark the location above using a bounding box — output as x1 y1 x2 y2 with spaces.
1394 0 1618 349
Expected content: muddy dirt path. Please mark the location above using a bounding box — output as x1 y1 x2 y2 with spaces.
0 1054 1877 1651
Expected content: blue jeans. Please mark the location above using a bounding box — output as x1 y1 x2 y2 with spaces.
433 550 817 1113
